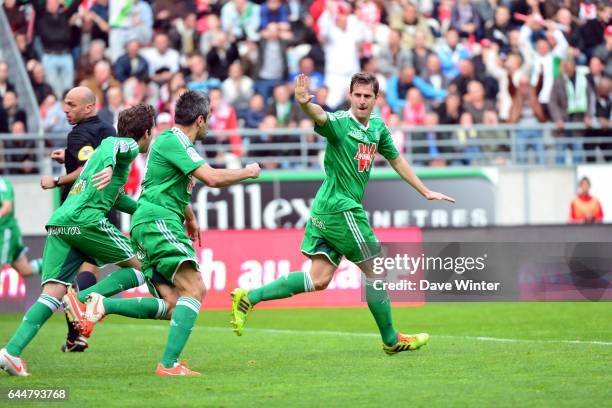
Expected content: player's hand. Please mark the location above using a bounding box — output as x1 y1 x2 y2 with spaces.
425 191 456 203
92 166 113 190
51 149 65 164
186 218 201 246
294 74 314 105
246 163 261 179
40 175 56 190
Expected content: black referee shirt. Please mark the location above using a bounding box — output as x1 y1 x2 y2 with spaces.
61 115 116 202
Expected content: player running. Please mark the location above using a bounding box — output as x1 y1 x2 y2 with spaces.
230 73 455 354
0 104 156 376
0 177 43 278
72 90 259 376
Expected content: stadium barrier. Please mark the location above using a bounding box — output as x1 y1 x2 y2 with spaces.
1 224 610 312
0 122 610 174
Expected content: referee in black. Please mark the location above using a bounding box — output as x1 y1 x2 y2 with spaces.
40 86 116 352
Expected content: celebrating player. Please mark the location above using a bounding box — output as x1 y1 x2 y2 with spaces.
74 90 260 376
0 177 43 278
231 73 455 354
0 104 156 377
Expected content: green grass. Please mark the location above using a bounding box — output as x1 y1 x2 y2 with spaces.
1 303 611 407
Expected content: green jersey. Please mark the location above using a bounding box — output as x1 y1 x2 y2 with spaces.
48 137 140 226
131 127 205 228
312 110 399 214
0 178 17 229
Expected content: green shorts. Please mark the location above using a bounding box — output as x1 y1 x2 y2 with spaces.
300 207 381 266
41 219 135 286
130 219 199 286
0 223 27 266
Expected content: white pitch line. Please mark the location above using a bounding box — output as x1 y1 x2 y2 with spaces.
117 323 612 346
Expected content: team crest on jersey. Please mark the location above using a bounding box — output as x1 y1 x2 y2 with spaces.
69 179 86 195
354 143 377 172
347 128 368 143
77 145 94 161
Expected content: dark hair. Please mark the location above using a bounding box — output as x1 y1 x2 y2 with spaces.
117 103 155 141
349 72 379 96
580 177 591 186
174 90 210 126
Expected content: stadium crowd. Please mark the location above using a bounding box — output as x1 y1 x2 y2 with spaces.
0 0 611 172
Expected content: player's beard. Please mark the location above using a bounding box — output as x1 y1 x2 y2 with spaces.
196 122 208 140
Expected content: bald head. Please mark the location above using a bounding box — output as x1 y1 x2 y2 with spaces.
63 86 97 125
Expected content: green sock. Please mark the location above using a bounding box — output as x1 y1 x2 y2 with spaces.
365 280 398 346
102 297 167 319
160 297 200 368
77 268 144 302
6 294 61 356
29 259 42 275
247 272 315 305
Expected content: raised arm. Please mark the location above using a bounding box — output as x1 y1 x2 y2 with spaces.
192 163 260 188
295 74 327 127
388 156 455 202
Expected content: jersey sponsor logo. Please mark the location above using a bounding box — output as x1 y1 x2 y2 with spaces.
48 226 81 235
69 179 86 195
187 147 204 163
347 128 368 143
77 145 95 161
311 216 326 230
354 143 377 172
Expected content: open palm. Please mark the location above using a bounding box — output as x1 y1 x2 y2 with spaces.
294 74 314 105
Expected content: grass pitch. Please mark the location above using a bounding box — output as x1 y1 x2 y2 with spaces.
0 302 610 407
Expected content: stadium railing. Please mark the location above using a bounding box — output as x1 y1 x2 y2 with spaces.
0 122 609 175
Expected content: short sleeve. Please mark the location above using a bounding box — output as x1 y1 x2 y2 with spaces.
0 179 14 202
314 111 345 144
161 135 206 175
102 139 140 168
377 124 400 161
68 132 95 166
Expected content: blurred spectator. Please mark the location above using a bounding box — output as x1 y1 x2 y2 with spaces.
169 13 200 56
586 56 606 95
455 112 481 164
266 84 302 127
122 77 148 107
585 76 612 163
2 91 27 132
0 62 15 100
114 39 149 82
108 0 153 61
451 0 482 39
373 91 392 123
42 94 72 135
221 0 261 42
98 87 125 128
297 118 323 168
83 60 121 108
437 92 463 125
206 31 240 81
222 62 254 114
0 102 7 133
593 25 612 77
255 22 290 102
5 121 36 174
243 94 266 129
319 5 369 108
480 110 508 163
387 66 447 113
313 86 335 112
409 29 433 76
509 77 547 164
389 2 434 49
76 39 110 84
555 8 584 57
387 113 405 155
186 53 221 93
483 45 528 121
15 32 37 63
549 59 590 164
251 115 280 169
463 81 496 123
154 112 173 136
159 72 186 114
199 15 224 56
289 56 324 91
520 18 569 111
435 28 471 78
450 59 497 101
402 88 426 126
28 61 55 105
83 0 111 46
33 0 81 98
260 0 290 32
206 88 242 163
142 32 181 84
377 29 413 78
3 0 27 34
421 54 450 106
570 177 603 223
483 5 514 53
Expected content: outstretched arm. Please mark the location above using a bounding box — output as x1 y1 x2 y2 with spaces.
388 156 455 202
192 163 260 188
295 74 327 127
